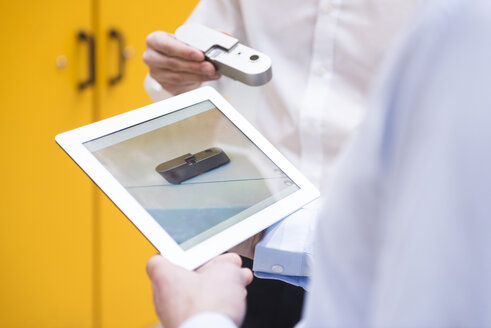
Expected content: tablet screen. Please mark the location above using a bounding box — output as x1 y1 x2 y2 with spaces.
84 101 299 250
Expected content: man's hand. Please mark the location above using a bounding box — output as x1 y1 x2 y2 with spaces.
143 31 221 95
147 253 253 328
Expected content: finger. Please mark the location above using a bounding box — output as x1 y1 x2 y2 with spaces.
216 29 234 37
146 31 204 61
196 253 243 273
214 253 243 267
146 254 186 285
241 268 254 285
143 48 217 76
146 254 167 280
149 68 220 86
196 253 242 273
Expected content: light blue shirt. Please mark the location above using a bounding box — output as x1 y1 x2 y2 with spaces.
303 0 491 325
179 0 491 326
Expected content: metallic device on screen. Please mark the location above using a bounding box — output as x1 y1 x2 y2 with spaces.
175 24 272 86
156 147 230 184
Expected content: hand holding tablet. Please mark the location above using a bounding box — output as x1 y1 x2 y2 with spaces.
56 87 319 270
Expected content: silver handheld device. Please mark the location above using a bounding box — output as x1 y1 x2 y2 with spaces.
175 24 272 86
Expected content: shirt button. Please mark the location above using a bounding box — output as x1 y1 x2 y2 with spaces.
271 264 284 273
322 3 334 14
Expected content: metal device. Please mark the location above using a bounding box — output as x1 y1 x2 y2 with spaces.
156 147 230 184
175 24 272 86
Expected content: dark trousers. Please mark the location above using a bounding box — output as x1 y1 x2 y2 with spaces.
241 257 305 328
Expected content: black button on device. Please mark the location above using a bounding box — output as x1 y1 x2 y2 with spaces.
250 54 259 61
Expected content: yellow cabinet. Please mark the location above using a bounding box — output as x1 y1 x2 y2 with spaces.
95 1 199 327
0 1 197 327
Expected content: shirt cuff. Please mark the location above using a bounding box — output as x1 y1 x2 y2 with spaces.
252 200 320 289
179 312 237 328
254 271 310 289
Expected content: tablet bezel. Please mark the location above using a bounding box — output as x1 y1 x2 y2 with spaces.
55 86 319 270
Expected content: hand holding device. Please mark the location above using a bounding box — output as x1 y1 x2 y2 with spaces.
147 253 252 328
143 31 221 95
175 24 273 86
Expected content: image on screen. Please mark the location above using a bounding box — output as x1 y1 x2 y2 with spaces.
84 101 299 250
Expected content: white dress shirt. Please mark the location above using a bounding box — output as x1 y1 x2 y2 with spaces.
176 0 491 326
145 0 421 284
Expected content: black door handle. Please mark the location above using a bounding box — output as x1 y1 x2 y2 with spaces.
108 28 126 86
77 31 96 90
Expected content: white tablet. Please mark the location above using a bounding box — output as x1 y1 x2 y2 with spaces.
56 86 319 270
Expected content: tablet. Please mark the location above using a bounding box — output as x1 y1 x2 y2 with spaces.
56 86 319 270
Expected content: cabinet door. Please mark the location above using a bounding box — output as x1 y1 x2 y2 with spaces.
94 2 199 327
0 1 95 327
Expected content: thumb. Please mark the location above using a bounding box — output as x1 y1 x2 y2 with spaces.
146 254 186 286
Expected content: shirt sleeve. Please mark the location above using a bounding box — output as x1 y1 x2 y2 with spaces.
179 312 237 328
252 201 320 289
